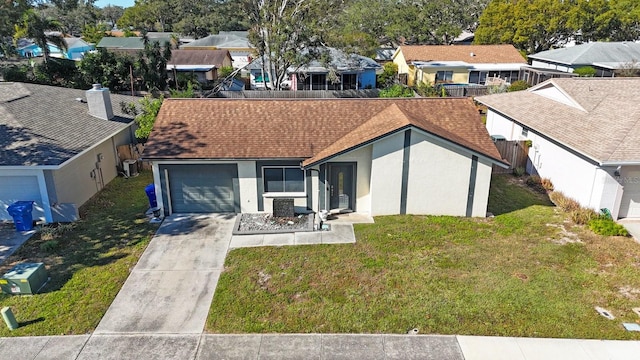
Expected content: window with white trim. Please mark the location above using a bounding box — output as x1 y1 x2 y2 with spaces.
263 167 305 193
435 71 453 83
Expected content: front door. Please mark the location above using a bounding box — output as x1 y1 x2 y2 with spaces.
328 163 355 211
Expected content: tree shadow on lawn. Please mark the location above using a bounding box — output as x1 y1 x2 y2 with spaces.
0 173 159 293
488 174 554 216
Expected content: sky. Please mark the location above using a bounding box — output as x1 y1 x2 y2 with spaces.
94 0 134 9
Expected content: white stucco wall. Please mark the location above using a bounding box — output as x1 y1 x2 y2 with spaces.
406 132 471 216
473 157 493 217
328 145 373 214
485 111 516 139
237 161 258 212
370 132 405 215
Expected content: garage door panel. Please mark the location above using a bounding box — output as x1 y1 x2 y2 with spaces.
619 167 640 218
163 164 238 213
0 176 43 221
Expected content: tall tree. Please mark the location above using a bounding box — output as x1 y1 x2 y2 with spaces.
100 5 125 28
475 0 574 54
244 0 344 90
14 9 68 63
135 35 171 92
0 0 31 57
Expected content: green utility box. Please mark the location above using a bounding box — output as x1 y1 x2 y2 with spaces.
0 263 48 295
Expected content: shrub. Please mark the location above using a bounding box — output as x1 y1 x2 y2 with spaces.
508 80 530 92
588 218 629 236
549 191 580 212
379 84 414 98
525 175 546 193
540 178 554 191
513 167 525 177
570 208 597 225
40 240 59 253
574 66 597 77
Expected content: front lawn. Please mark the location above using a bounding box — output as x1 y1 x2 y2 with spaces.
208 174 640 339
0 172 157 337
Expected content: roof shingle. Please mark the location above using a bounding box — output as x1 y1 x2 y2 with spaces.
143 98 504 165
397 45 527 64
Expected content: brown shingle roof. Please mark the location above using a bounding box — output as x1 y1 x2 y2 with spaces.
169 49 231 67
476 78 640 164
398 45 527 64
143 98 504 165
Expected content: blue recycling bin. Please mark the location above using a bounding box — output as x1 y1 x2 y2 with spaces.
144 184 157 208
7 201 35 232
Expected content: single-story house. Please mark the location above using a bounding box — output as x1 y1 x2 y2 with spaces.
392 45 527 86
0 82 138 223
477 78 640 219
17 37 95 61
180 31 254 70
248 47 381 90
527 42 640 79
142 98 508 217
167 49 233 83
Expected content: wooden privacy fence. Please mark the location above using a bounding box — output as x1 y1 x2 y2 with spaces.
117 143 152 172
214 89 380 99
440 84 490 97
492 140 529 174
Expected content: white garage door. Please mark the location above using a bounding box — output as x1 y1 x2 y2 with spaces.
0 176 43 221
619 167 640 218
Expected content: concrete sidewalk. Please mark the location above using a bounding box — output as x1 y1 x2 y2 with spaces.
94 214 236 334
0 225 35 265
230 223 356 248
1 333 639 360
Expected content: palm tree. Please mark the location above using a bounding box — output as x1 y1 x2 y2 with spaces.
14 9 68 63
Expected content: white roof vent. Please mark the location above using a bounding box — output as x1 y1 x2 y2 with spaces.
470 52 476 57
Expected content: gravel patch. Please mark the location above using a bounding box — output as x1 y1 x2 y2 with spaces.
235 213 314 234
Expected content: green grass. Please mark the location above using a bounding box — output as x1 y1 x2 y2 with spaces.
207 174 640 339
0 172 158 336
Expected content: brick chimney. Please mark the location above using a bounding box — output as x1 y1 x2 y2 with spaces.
86 84 114 120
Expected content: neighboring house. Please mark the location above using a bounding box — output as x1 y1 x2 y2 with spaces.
142 98 507 218
167 49 233 84
375 48 396 64
477 78 640 219
17 37 95 61
392 45 527 86
180 31 254 70
527 42 640 80
96 35 172 55
247 47 382 90
0 82 138 223
451 31 475 45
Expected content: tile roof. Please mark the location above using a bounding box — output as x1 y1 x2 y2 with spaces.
528 42 640 67
143 98 504 166
476 78 640 164
0 82 137 166
169 50 231 67
397 45 526 64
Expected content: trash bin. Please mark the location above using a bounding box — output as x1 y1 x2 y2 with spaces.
7 201 35 232
144 184 157 208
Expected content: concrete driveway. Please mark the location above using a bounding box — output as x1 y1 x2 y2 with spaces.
94 213 236 334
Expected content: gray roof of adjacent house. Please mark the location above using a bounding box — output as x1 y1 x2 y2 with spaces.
184 31 251 49
247 47 381 73
476 77 640 164
529 42 640 69
97 36 172 50
0 82 137 167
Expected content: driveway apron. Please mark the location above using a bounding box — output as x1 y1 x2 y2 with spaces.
94 214 235 334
